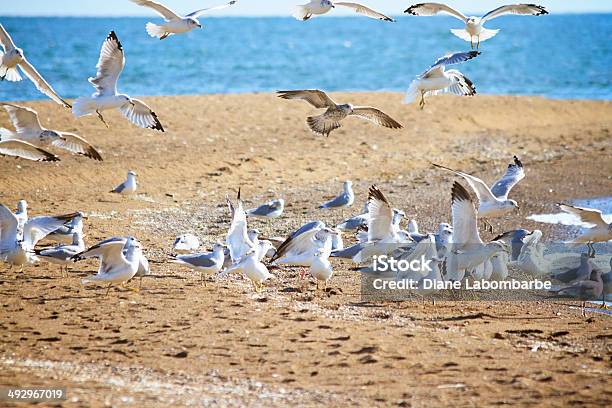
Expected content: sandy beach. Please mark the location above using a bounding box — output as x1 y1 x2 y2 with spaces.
0 93 611 406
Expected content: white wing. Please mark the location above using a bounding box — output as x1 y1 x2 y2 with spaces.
0 204 18 253
226 196 253 262
451 182 482 246
23 213 77 250
0 23 17 52
129 0 181 20
75 239 127 274
367 185 394 241
490 156 524 199
0 140 59 162
559 204 607 228
482 4 548 22
54 132 103 161
444 70 476 96
334 2 394 21
433 163 497 205
1 103 43 133
187 0 238 18
89 31 125 97
18 58 71 108
119 98 164 131
404 3 467 21
274 228 321 260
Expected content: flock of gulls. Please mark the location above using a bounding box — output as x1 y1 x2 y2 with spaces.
1 2 610 311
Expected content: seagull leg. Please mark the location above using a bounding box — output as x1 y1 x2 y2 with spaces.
419 92 425 110
581 301 586 317
470 38 474 49
104 283 112 297
139 276 143 290
477 37 480 49
160 33 170 40
96 110 109 128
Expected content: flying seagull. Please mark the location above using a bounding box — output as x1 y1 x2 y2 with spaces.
130 0 238 40
72 31 164 131
404 3 548 49
111 170 138 194
294 1 394 21
0 103 102 160
405 51 479 109
557 203 612 257
433 156 523 221
0 24 71 108
277 90 402 137
0 140 59 162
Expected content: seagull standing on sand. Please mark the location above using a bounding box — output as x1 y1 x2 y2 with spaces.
293 0 394 21
224 249 273 293
34 232 85 275
557 203 612 257
0 103 102 161
72 31 164 131
405 51 479 109
111 171 138 195
246 198 285 219
336 202 368 231
0 24 71 108
130 0 238 40
309 248 333 291
75 237 143 296
0 204 77 270
552 269 604 317
171 243 225 285
319 181 354 210
278 90 402 137
445 182 508 281
173 233 200 254
433 156 524 226
404 3 548 49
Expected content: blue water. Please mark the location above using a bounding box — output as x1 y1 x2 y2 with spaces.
1 15 611 101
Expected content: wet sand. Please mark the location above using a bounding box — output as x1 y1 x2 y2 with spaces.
0 93 611 406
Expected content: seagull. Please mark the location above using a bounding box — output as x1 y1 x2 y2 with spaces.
405 51 479 109
226 189 256 263
171 243 225 285
0 140 59 162
319 181 354 210
551 253 594 284
404 3 548 49
489 251 509 281
492 228 531 261
271 225 337 268
407 220 428 242
356 208 405 243
0 204 77 270
445 182 507 281
514 230 551 277
433 156 523 224
0 103 102 161
0 24 71 108
33 232 85 275
130 0 238 40
277 90 402 137
309 248 333 291
111 171 138 194
246 198 285 219
46 212 86 244
72 31 164 131
75 236 143 296
551 268 603 317
173 233 200 254
557 203 612 257
75 236 150 289
224 249 272 292
336 202 368 231
293 0 394 21
351 185 412 263
14 200 28 237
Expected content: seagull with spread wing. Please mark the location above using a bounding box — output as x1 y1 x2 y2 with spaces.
433 156 524 223
0 204 78 270
226 189 256 264
404 3 548 49
72 31 164 131
130 0 238 39
405 51 479 109
557 203 612 257
445 182 508 281
293 0 394 21
277 90 402 137
0 103 102 161
0 24 71 108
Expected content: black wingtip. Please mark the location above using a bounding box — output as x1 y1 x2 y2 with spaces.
512 155 523 168
404 4 424 14
237 187 241 201
148 111 164 132
451 181 471 204
368 185 389 206
107 31 123 50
